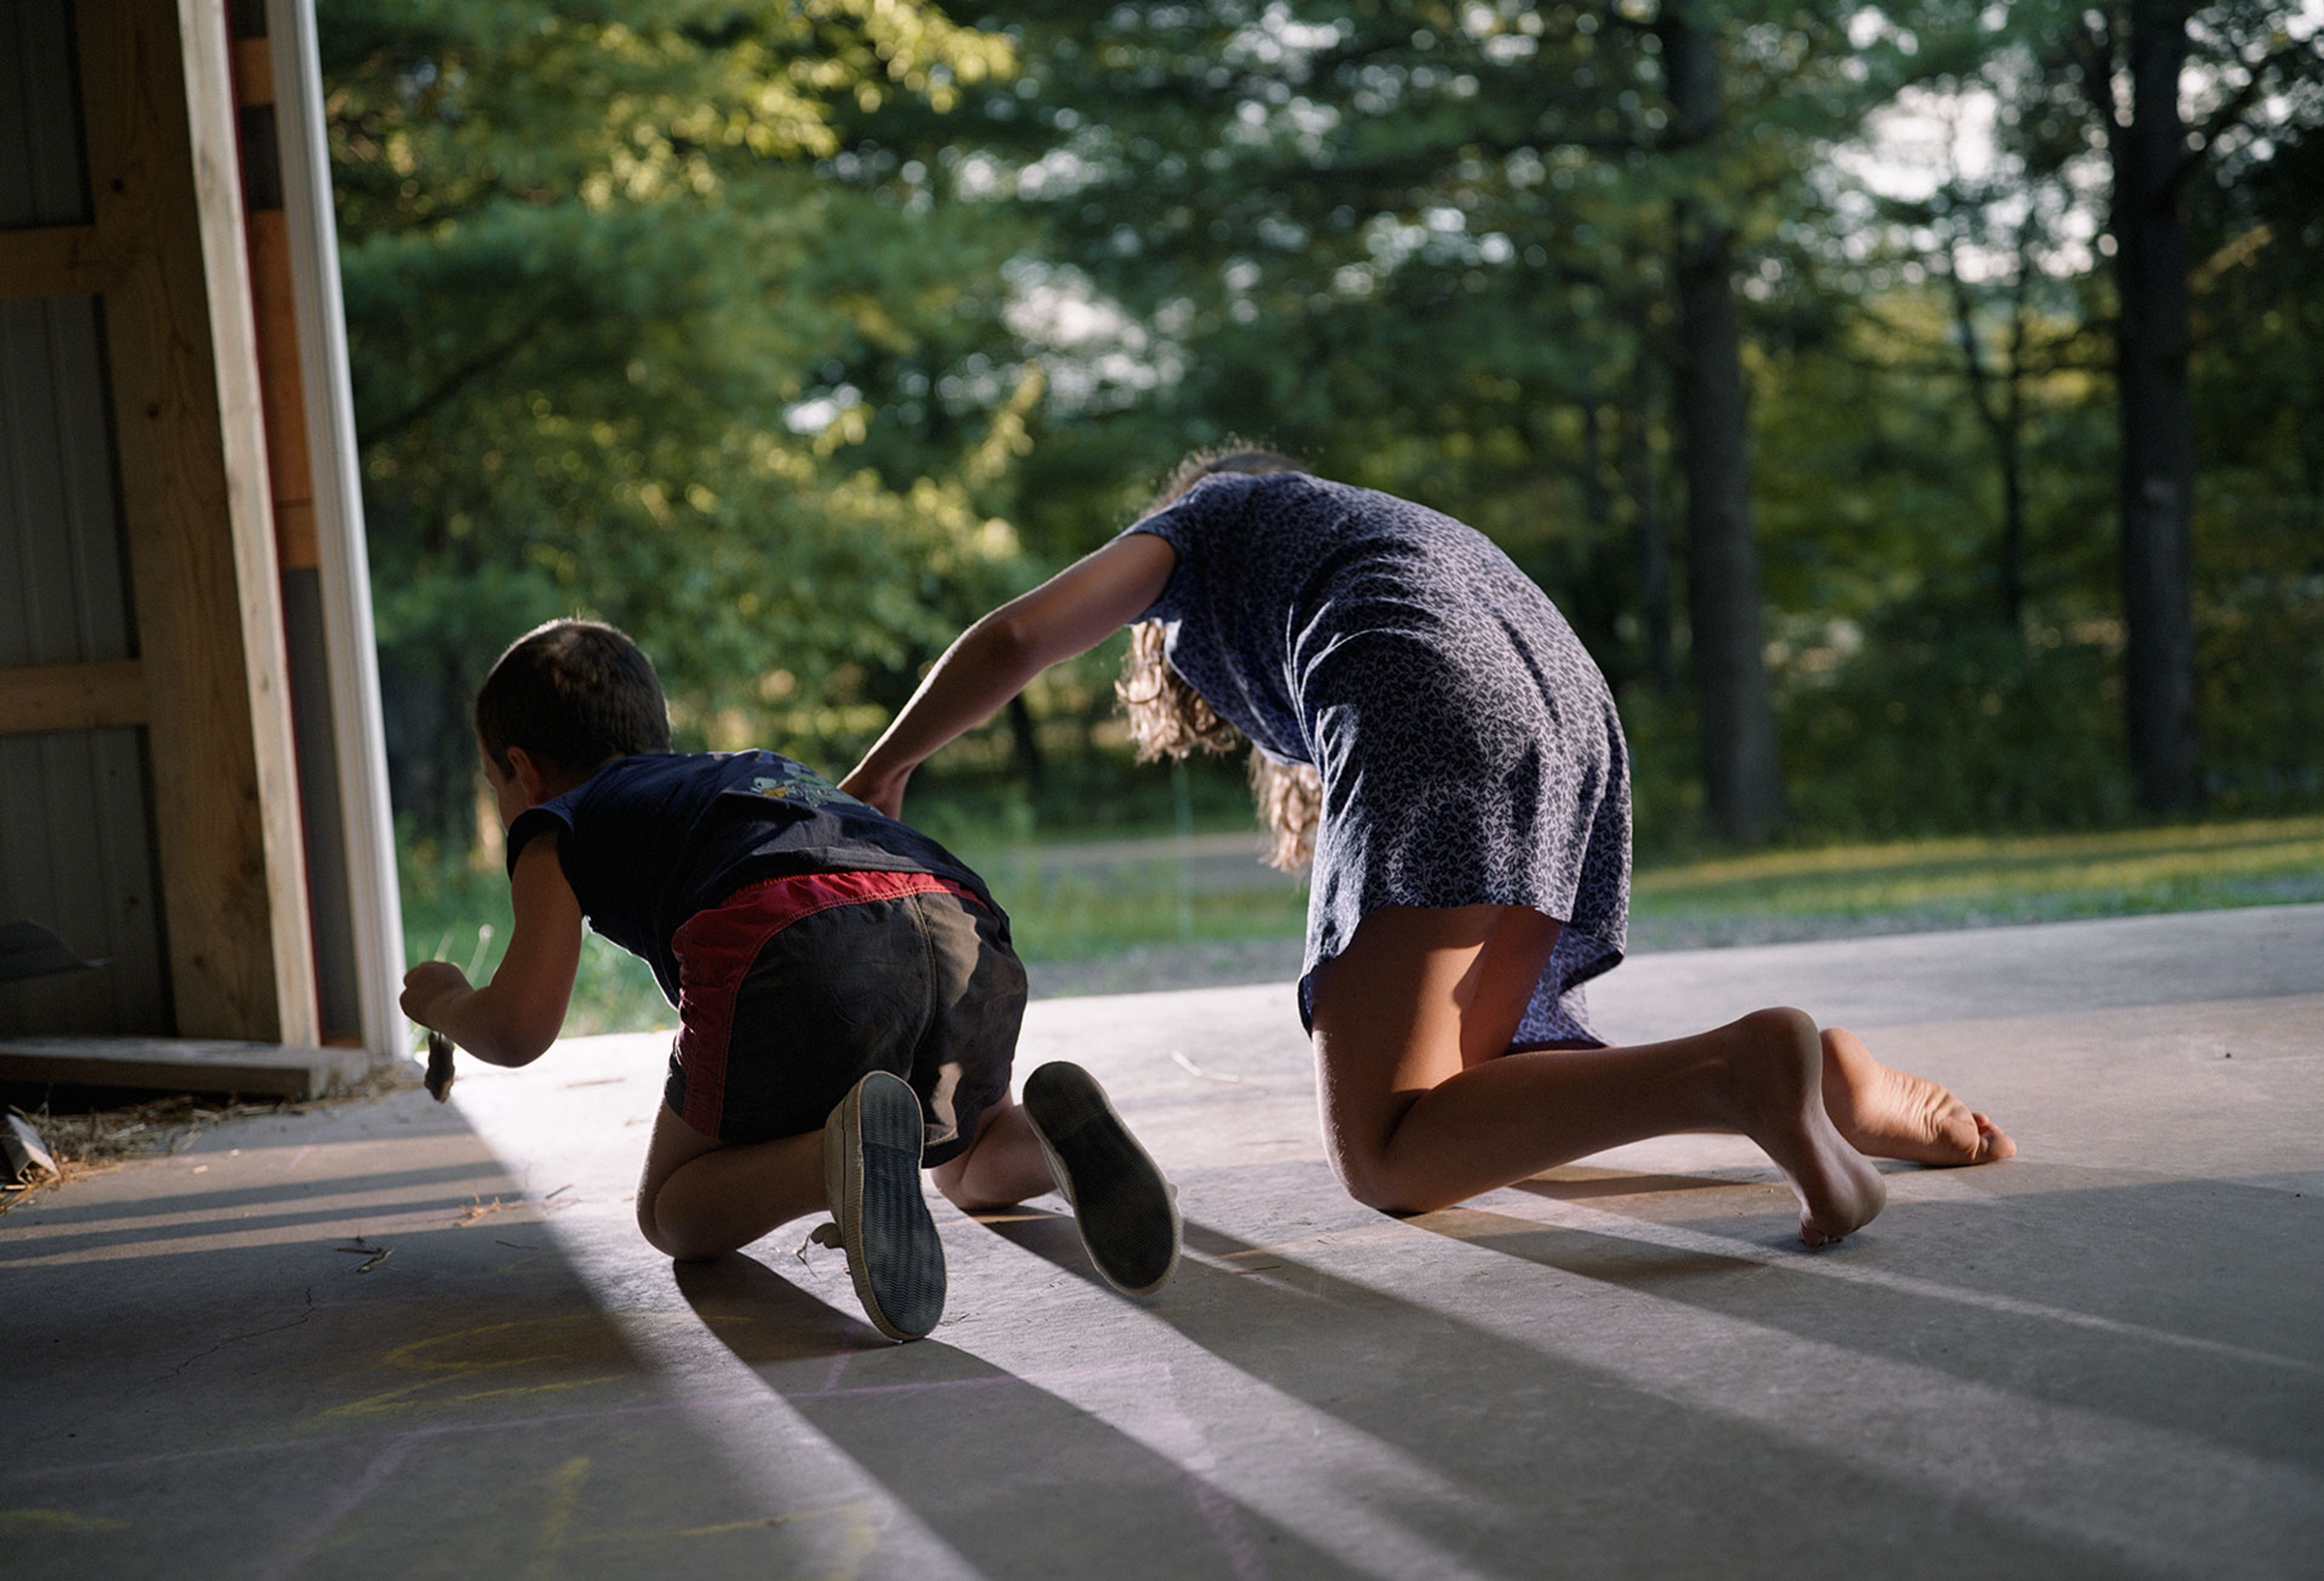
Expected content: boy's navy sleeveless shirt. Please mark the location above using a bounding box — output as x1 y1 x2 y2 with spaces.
1123 470 1632 1045
506 751 999 1006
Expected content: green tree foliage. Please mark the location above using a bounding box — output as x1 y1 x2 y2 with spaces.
329 1 2324 853
833 0 2086 840
322 0 1030 833
2183 21 2324 812
1845 0 2324 824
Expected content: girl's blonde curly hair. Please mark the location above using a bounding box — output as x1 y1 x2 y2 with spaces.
1115 447 1325 873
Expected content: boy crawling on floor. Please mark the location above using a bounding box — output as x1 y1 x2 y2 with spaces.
400 619 1180 1341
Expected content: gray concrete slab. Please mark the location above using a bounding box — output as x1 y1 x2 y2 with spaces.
4 907 2320 1580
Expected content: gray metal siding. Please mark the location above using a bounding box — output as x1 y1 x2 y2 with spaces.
0 729 168 1034
0 0 91 230
2 297 135 667
1 116 169 1033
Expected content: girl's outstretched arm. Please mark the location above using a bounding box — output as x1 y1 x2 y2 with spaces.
842 531 1178 817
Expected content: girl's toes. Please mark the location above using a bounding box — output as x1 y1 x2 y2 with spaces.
1971 1114 2017 1162
1923 1104 1983 1163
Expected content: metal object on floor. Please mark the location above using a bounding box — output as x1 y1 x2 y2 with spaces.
2 1112 56 1185
0 920 103 984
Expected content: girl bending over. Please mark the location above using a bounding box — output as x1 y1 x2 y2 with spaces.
844 451 2012 1244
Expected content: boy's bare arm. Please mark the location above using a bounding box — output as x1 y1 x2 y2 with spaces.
400 833 582 1067
841 531 1177 817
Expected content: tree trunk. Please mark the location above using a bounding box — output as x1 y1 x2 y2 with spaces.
2000 238 2030 629
1945 235 2028 628
2112 0 2202 812
1581 399 1611 539
1570 399 1633 691
1006 691 1045 792
1619 365 1673 692
1660 0 1787 844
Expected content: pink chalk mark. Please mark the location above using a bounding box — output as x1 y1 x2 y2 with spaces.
254 1436 416 1581
1184 1469 1269 1581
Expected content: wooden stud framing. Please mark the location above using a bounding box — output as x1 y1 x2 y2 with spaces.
266 0 412 1060
231 35 273 105
71 0 318 1044
0 660 146 735
0 225 117 299
248 209 319 569
232 27 321 574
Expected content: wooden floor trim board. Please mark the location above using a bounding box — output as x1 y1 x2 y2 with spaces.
0 1037 373 1099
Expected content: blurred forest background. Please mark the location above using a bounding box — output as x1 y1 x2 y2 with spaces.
318 0 2324 1013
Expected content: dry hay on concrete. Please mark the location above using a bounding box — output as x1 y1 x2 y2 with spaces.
0 1061 421 1215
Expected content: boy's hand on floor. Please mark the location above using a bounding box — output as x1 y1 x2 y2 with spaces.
400 961 473 1028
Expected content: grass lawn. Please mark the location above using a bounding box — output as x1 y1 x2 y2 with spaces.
964 855 1311 964
1626 815 2324 948
397 813 2324 1035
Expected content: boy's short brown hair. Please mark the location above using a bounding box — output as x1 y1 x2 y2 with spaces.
475 619 671 777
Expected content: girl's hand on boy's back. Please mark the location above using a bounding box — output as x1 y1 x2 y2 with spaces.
838 764 910 820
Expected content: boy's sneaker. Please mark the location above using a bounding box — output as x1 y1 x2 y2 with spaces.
818 1070 944 1341
1022 1060 1181 1297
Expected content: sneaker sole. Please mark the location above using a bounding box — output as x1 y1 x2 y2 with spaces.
1023 1061 1181 1297
826 1071 944 1341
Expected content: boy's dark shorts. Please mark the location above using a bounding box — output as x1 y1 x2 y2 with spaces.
664 870 1026 1166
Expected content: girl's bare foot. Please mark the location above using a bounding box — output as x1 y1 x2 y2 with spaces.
1720 1008 1887 1246
1820 1027 2016 1166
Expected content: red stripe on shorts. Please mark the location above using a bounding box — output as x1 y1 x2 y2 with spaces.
669 870 981 1139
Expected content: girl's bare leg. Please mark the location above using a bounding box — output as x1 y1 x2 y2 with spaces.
1819 1027 2016 1165
1308 905 1886 1244
635 1102 826 1261
930 1099 1057 1211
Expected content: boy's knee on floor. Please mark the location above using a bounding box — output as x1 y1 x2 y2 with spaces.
638 1194 738 1262
635 1180 720 1261
634 1188 678 1256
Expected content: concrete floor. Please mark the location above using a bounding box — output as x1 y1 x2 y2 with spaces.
4 907 2320 1580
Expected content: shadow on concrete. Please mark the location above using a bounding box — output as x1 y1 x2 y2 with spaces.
1 1159 510 1229
1151 1209 2139 1578
1 1097 913 1580
965 1201 1123 1295
1511 1165 1756 1201
941 1171 2139 1577
18 904 2324 1580
675 1249 1334 1580
1453 1169 2324 1466
674 1247 892 1359
0 1191 530 1260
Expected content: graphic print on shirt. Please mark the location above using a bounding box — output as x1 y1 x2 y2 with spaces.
747 755 860 809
